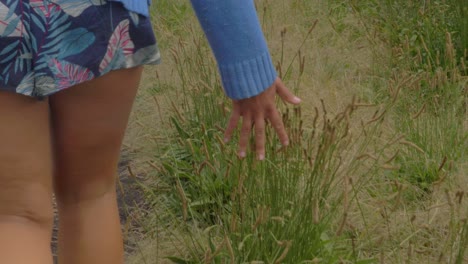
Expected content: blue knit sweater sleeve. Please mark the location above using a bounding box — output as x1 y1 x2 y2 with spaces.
190 0 277 100
108 0 151 16
113 0 277 99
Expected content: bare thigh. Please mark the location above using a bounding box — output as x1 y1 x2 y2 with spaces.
0 91 53 226
50 66 143 202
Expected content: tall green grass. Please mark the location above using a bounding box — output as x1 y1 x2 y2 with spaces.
350 0 467 73
156 31 393 263
129 0 467 263
348 0 467 187
349 1 467 262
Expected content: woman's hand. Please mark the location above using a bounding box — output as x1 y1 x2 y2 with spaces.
224 77 301 160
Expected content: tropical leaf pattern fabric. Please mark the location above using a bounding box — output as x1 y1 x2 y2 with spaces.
0 0 160 97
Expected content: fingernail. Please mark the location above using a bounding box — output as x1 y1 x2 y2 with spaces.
224 137 229 143
239 151 246 158
293 97 302 103
284 140 289 146
258 154 265 161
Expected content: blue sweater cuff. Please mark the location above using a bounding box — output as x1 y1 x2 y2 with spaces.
219 51 276 100
191 0 277 100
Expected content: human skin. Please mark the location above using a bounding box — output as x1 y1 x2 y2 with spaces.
0 65 298 263
0 66 143 264
225 77 301 160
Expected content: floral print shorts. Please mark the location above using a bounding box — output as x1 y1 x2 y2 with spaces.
0 0 161 98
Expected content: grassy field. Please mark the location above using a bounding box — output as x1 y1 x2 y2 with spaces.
122 0 467 263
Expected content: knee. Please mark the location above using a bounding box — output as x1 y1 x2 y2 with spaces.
54 174 117 206
52 106 127 204
53 140 120 205
0 177 54 229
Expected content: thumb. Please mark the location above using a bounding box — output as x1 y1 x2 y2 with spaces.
275 78 301 105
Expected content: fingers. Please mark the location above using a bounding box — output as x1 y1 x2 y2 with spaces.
224 104 240 142
269 108 289 146
238 114 252 158
226 78 297 160
275 78 301 105
254 116 266 160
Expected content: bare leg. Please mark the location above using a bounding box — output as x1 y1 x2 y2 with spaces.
0 92 54 264
50 66 143 264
